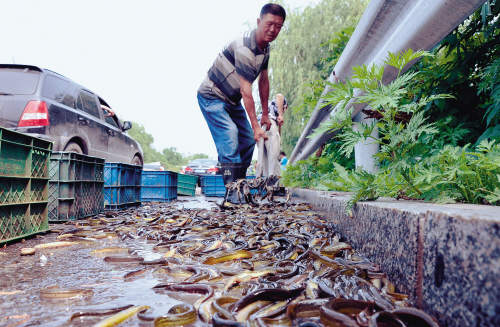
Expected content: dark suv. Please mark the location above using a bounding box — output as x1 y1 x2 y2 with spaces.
0 64 143 165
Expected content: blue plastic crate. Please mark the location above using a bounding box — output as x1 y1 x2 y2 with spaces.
141 171 177 202
105 186 140 203
245 175 265 195
105 202 142 211
104 163 142 186
202 175 225 197
104 163 142 210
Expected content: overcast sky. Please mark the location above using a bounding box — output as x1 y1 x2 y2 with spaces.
1 0 318 160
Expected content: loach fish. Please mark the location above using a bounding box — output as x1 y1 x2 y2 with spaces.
69 305 134 321
221 268 276 293
231 287 305 313
202 250 253 265
103 255 144 263
34 242 77 249
40 288 94 299
320 299 383 327
33 201 439 327
93 305 150 327
152 283 214 309
212 296 240 320
124 268 149 279
153 303 197 327
90 247 129 254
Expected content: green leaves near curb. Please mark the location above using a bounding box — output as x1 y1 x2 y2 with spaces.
288 49 500 211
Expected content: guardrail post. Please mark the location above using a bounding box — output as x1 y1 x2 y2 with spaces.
352 109 379 173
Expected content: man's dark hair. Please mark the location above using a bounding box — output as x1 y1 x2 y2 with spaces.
261 3 286 22
280 151 286 156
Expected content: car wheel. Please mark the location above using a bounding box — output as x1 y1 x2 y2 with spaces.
132 155 142 166
64 142 83 154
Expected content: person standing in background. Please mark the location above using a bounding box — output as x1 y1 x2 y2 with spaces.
257 94 288 177
280 151 288 171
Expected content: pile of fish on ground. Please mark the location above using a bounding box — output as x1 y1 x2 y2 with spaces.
33 200 439 327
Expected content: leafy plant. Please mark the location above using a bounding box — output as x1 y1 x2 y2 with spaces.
282 135 354 189
281 157 325 189
311 50 453 208
406 0 500 146
415 140 500 204
478 57 500 143
306 49 500 210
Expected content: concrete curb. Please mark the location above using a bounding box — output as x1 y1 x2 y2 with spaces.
291 188 500 327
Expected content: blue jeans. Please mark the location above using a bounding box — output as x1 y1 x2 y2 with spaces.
198 93 255 164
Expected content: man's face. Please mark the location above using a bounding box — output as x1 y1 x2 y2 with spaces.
257 14 284 45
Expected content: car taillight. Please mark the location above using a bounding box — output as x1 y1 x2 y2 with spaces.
18 101 49 127
207 167 218 174
185 167 194 172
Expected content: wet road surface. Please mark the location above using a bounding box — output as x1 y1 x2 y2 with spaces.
0 195 438 327
0 196 216 327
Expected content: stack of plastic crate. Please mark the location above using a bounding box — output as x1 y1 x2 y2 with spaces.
177 174 198 196
48 152 105 221
141 171 178 202
104 163 142 210
0 127 51 243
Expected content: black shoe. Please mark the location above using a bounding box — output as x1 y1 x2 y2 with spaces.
220 163 248 205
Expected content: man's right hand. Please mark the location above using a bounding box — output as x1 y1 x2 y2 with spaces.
254 125 268 142
277 115 284 126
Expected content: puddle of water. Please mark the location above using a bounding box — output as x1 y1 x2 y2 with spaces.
176 195 219 210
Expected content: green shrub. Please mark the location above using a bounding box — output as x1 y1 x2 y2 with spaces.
304 49 500 210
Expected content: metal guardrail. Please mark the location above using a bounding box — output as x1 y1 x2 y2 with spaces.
290 0 486 164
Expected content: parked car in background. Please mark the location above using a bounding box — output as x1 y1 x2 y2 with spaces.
184 159 220 176
143 162 164 171
0 64 143 165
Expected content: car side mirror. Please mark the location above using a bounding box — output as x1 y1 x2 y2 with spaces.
122 121 132 131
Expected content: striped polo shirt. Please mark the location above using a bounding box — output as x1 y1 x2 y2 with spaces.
198 30 270 105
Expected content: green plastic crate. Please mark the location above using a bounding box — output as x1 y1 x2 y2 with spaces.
48 181 104 221
49 152 105 182
0 127 52 243
48 152 105 221
178 174 198 196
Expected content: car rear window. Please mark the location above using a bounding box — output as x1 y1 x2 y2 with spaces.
190 159 218 166
42 75 69 102
0 68 41 95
